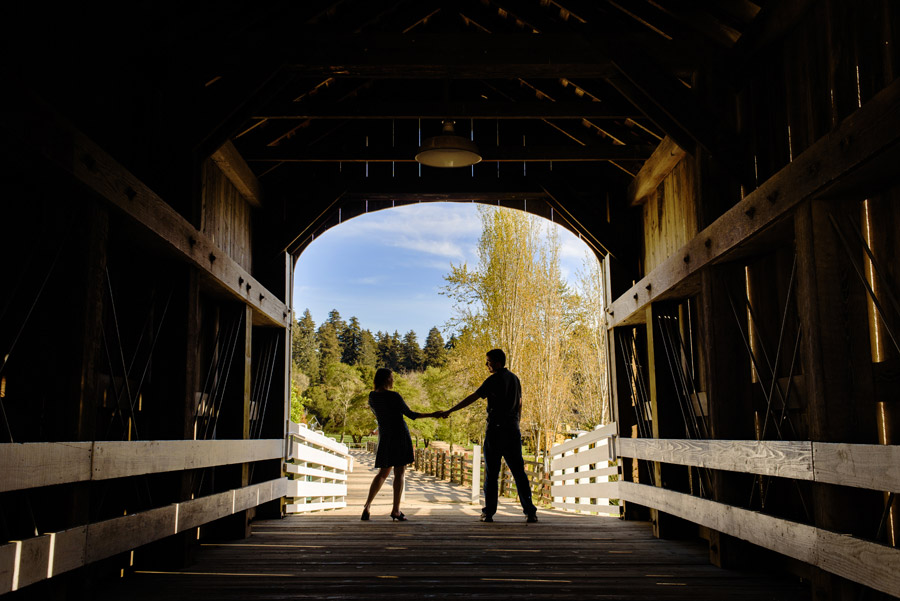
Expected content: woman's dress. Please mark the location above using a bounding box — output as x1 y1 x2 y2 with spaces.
369 390 420 468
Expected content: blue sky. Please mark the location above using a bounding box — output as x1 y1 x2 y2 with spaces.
292 202 597 340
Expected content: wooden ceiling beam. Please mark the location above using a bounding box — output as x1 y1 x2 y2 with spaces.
211 141 263 208
253 101 641 120
604 74 698 154
627 136 687 207
273 33 698 79
245 144 655 163
604 48 752 187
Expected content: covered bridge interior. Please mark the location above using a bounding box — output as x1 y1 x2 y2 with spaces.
1 1 899 599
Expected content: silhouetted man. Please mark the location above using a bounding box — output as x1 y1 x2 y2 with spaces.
439 349 538 523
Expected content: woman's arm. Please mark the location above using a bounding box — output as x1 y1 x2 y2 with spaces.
396 393 423 419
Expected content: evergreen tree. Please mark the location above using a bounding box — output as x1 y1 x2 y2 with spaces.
358 329 377 368
293 309 319 382
340 316 363 365
317 321 342 381
326 309 346 342
391 331 403 371
423 327 447 368
401 330 424 372
376 331 401 371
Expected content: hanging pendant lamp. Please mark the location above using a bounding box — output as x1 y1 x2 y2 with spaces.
415 120 482 168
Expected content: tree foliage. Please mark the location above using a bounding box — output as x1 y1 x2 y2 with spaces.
293 309 319 383
401 330 424 372
423 327 447 368
442 206 608 454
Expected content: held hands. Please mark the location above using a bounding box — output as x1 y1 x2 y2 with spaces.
428 410 451 419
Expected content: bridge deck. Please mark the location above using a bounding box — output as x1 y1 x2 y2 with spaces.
96 450 808 600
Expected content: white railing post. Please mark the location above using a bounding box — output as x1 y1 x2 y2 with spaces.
471 444 481 504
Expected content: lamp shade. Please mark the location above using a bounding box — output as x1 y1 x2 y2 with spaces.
415 121 482 168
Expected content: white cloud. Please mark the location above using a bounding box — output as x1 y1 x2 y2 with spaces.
353 276 382 285
327 203 481 261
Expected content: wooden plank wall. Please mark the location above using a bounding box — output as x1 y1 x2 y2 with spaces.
641 154 697 274
610 3 900 595
201 159 253 273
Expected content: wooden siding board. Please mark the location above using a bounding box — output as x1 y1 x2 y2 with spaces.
641 155 698 276
609 76 900 327
4 102 286 327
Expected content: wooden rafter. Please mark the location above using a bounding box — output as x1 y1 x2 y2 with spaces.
245 144 654 163
252 101 642 120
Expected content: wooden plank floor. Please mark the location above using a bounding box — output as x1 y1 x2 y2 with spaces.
95 451 809 600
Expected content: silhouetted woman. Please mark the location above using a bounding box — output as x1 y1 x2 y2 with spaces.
362 368 437 521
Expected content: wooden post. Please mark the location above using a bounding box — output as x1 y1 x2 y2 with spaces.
604 258 644 520
646 303 692 539
471 445 481 504
256 252 292 520
699 266 755 567
62 200 108 592
208 304 254 540
795 198 881 599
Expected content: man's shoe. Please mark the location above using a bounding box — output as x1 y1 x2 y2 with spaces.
480 513 494 522
526 512 539 523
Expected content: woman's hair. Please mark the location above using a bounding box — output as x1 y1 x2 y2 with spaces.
374 368 392 389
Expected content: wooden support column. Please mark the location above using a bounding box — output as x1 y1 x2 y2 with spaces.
206 304 253 540
699 266 755 567
61 199 109 595
604 258 644 521
795 198 881 600
645 303 692 539
136 266 204 570
864 191 900 548
257 253 291 519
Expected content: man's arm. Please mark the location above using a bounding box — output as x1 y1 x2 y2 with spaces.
439 392 480 418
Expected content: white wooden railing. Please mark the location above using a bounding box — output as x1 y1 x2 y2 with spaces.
549 422 619 516
549 423 900 596
284 423 353 513
614 435 900 597
0 438 286 594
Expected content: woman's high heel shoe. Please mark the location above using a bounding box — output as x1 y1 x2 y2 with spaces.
390 511 407 522
361 508 370 521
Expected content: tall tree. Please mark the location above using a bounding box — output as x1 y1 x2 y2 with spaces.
568 255 610 428
401 330 424 372
443 206 576 454
326 309 347 342
293 309 319 382
323 362 365 442
423 327 447 368
358 329 377 368
341 316 363 365
376 331 401 371
317 321 342 381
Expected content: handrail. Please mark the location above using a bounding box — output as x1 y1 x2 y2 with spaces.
616 436 900 597
617 437 900 492
284 423 353 513
549 424 619 516
0 439 284 493
0 478 286 594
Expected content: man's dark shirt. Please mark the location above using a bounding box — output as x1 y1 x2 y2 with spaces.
474 367 522 428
